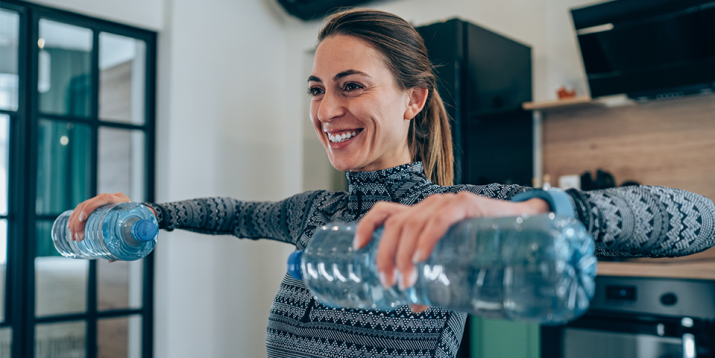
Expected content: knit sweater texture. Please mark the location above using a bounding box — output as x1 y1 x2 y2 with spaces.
144 162 715 358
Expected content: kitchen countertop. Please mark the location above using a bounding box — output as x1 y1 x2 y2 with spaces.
597 247 715 280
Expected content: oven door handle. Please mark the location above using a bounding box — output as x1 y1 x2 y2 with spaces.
683 333 696 358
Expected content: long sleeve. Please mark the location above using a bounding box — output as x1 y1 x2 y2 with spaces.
142 190 327 246
452 183 715 258
566 186 715 258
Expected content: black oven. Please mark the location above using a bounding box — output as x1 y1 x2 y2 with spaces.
542 276 715 358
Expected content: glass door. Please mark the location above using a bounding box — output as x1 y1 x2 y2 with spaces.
0 1 157 357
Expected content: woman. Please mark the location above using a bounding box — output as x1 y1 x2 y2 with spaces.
68 9 715 358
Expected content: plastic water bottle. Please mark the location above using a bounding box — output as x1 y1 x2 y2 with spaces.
287 214 597 324
52 202 159 261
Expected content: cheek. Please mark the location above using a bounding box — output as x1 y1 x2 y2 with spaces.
309 102 321 130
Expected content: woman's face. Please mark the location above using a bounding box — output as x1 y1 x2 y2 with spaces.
308 35 418 172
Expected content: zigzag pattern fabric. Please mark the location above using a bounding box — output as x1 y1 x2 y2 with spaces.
144 162 715 358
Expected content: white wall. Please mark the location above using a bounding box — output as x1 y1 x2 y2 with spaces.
154 0 298 357
26 0 602 356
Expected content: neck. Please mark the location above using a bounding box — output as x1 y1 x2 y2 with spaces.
349 146 412 173
345 162 432 216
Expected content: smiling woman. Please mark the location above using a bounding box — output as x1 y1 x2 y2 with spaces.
65 7 715 358
308 16 453 185
308 40 418 173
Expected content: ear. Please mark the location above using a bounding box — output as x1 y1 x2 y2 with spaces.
404 87 429 120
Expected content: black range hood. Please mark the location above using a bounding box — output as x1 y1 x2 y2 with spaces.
571 0 715 99
277 0 371 21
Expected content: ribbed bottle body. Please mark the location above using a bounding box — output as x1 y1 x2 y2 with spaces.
52 202 158 261
296 214 596 324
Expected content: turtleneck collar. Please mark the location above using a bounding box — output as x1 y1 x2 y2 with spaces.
345 162 434 216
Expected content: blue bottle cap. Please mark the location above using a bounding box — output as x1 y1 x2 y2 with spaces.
287 250 304 281
132 219 159 242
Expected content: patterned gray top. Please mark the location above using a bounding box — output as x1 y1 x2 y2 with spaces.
144 162 715 358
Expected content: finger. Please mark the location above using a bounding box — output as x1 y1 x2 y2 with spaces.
68 200 86 239
354 201 404 249
394 197 447 290
75 193 122 241
412 197 472 263
69 201 88 241
375 214 409 288
410 304 429 313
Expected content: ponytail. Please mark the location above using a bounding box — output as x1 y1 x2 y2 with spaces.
408 90 454 186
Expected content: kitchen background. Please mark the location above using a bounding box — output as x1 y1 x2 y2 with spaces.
0 0 713 357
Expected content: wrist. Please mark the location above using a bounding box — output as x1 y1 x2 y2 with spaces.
516 198 550 216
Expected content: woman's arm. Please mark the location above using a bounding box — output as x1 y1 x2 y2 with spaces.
356 184 715 293
143 191 327 245
453 183 715 258
566 185 715 258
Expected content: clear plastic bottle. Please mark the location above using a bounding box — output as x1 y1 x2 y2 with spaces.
287 214 597 324
52 202 159 261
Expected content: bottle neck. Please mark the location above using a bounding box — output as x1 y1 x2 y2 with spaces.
287 250 304 280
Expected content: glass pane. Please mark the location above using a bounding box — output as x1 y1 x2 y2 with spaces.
35 321 86 358
38 19 93 117
0 220 6 322
99 33 145 125
98 316 141 358
0 9 19 111
98 128 145 201
0 327 11 357
0 114 8 215
36 221 88 317
98 259 143 311
36 119 92 215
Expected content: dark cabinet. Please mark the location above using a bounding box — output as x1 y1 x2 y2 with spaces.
417 19 533 186
416 19 535 358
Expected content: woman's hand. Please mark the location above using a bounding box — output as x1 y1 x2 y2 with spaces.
68 192 132 242
354 191 549 312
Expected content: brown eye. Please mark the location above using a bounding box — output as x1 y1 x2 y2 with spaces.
307 87 324 97
343 82 363 92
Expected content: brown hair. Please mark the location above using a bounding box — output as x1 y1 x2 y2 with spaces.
318 9 454 186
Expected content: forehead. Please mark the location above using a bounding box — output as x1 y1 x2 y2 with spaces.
312 35 389 79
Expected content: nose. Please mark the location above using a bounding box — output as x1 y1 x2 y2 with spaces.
317 90 344 123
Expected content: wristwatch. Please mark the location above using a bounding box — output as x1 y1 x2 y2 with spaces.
511 187 575 218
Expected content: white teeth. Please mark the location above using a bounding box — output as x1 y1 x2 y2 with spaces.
327 130 361 143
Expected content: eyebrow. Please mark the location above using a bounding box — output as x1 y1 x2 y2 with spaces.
307 69 371 83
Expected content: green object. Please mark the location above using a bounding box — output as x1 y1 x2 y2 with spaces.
471 315 540 358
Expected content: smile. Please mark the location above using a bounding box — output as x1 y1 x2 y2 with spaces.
328 129 363 143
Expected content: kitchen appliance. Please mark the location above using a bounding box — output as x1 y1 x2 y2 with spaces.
571 0 715 99
276 0 371 21
417 18 533 188
542 276 715 358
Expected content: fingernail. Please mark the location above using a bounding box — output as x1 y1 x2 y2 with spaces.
399 267 418 291
379 271 389 288
79 212 86 222
73 233 78 241
412 249 424 264
352 233 361 250
78 232 84 241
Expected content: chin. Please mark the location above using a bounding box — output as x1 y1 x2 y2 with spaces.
328 156 363 172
